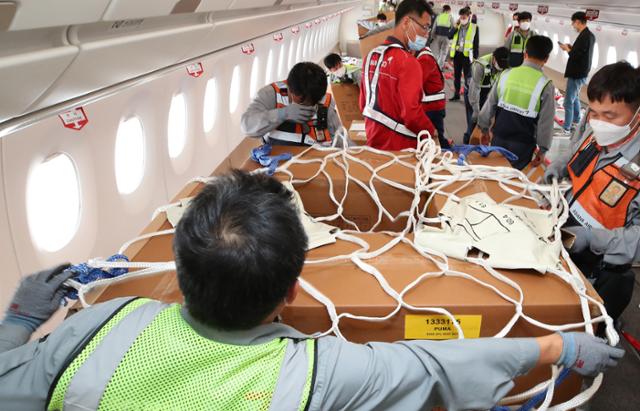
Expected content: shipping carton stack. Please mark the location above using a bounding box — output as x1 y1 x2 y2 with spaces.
84 140 603 407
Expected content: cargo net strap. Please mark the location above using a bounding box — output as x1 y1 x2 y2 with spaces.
77 129 616 411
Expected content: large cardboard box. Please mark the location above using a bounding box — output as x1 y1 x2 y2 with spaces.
243 146 417 232
357 12 395 38
84 142 598 406
359 28 393 60
329 82 363 129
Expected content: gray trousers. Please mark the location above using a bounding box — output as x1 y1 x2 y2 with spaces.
431 35 450 69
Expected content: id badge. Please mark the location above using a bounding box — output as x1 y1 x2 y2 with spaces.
599 179 628 207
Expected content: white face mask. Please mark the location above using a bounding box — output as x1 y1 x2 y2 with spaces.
519 22 531 31
333 66 346 78
460 17 469 25
493 60 503 71
590 108 640 146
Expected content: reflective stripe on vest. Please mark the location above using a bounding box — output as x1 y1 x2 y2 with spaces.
363 43 418 138
418 48 446 103
509 30 533 54
474 54 495 89
568 136 640 230
497 66 550 118
47 299 316 411
266 81 332 145
450 23 477 58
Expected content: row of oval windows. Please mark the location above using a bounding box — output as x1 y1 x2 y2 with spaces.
26 29 338 252
542 30 639 69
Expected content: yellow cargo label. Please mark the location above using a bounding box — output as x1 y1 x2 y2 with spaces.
404 315 482 340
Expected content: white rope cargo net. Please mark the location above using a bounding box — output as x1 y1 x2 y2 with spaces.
76 129 618 411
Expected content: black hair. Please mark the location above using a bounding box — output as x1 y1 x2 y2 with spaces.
376 12 388 21
459 7 471 16
174 171 308 330
518 11 532 21
395 0 433 25
323 53 342 70
512 12 519 18
443 5 451 12
587 61 640 109
287 62 328 104
571 11 587 24
492 46 510 69
525 35 553 60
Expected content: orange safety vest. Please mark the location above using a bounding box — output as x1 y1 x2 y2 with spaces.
267 81 332 145
567 136 640 230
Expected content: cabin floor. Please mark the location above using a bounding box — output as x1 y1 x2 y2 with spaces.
440 55 640 410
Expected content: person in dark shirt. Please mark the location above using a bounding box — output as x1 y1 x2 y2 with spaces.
559 11 596 134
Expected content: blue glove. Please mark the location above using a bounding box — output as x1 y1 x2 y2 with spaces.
251 144 292 175
444 144 518 166
4 264 73 331
557 332 625 377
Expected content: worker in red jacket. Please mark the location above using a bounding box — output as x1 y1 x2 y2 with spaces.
416 45 449 148
359 0 436 150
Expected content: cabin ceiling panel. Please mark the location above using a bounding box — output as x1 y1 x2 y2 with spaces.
7 0 111 31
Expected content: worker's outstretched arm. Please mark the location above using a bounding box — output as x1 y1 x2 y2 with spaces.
468 63 484 121
0 297 134 410
535 83 556 155
0 265 72 353
309 333 622 411
240 85 283 137
478 80 499 132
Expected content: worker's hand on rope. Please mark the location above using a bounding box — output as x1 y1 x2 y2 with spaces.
480 130 491 145
278 103 315 124
471 110 479 124
563 226 591 253
557 332 625 377
530 150 545 167
4 264 73 331
543 160 568 184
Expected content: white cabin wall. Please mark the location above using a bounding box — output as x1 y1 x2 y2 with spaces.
0 139 21 310
0 4 350 313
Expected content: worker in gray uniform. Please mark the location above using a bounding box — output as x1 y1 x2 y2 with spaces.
241 62 343 146
478 36 555 170
0 171 623 410
545 61 640 324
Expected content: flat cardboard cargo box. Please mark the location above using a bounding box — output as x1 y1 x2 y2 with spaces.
243 146 417 232
359 28 392 60
329 82 363 129
84 141 598 405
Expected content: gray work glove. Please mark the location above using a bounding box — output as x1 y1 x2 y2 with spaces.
557 332 625 377
278 103 315 123
544 161 568 184
563 225 591 253
471 110 479 124
4 264 73 331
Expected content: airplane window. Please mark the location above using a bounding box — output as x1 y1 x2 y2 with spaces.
250 56 261 98
229 65 241 113
203 78 218 132
115 117 145 195
265 49 274 84
288 38 296 70
606 46 617 64
627 51 638 67
552 34 559 56
27 153 81 252
168 93 187 158
591 42 599 70
277 44 286 79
